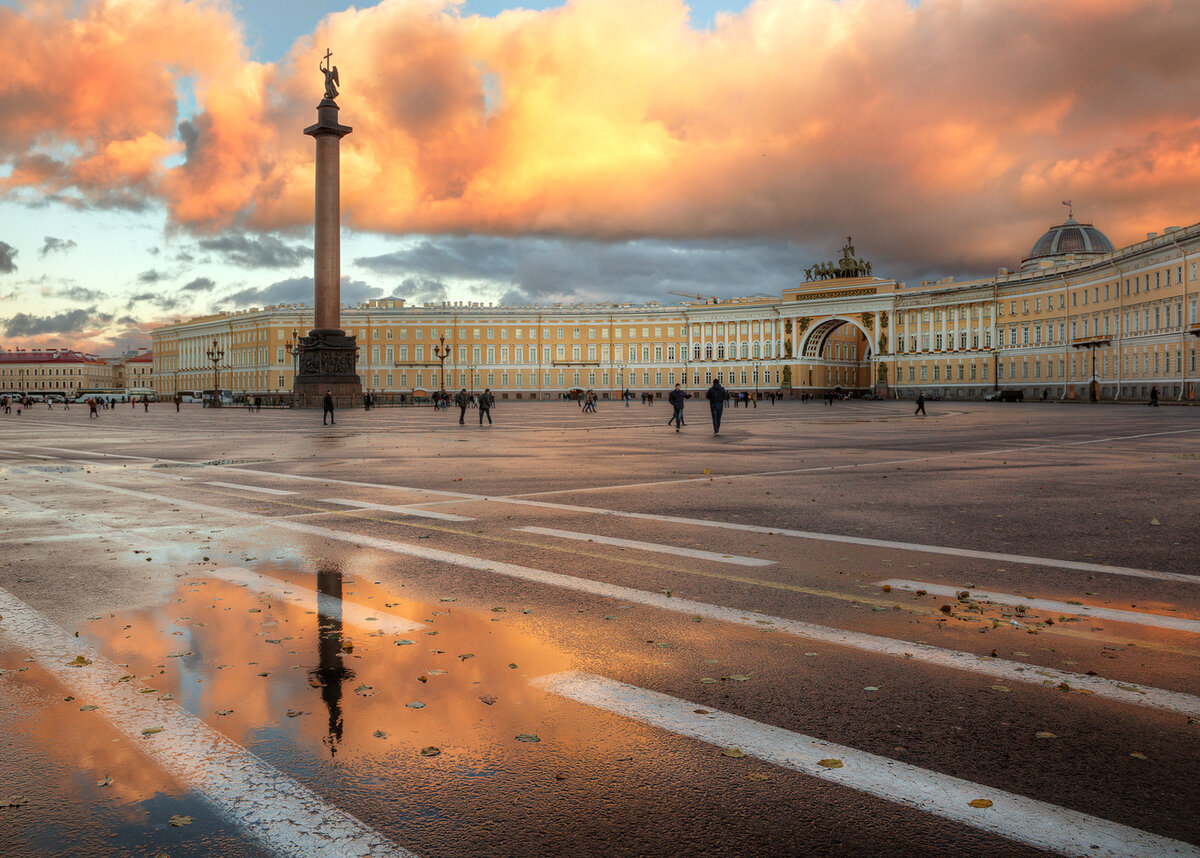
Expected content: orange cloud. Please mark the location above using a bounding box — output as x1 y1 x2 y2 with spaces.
5 0 1200 269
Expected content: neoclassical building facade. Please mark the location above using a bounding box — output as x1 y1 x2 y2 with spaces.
151 216 1200 402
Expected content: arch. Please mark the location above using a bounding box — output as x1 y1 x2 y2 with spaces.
798 316 875 359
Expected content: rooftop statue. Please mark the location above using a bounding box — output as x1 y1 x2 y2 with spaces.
321 48 340 100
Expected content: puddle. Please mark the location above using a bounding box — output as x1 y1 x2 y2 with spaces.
27 465 82 474
78 565 571 764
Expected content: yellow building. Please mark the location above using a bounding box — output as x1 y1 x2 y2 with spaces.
0 349 116 396
150 216 1200 402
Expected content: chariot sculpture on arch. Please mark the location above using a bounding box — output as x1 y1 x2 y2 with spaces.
321 48 340 100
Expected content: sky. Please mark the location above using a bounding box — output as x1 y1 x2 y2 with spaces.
2 0 1199 355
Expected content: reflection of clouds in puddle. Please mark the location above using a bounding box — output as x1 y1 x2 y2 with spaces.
82 562 571 766
0 654 184 814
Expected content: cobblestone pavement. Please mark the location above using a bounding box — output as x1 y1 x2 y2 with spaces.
0 399 1197 857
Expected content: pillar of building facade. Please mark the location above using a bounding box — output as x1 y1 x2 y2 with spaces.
294 51 362 408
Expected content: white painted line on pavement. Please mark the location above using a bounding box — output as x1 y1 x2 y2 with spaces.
0 586 416 858
209 566 425 635
516 526 775 567
0 533 107 544
47 475 1200 719
23 442 1197 583
534 671 1200 858
879 580 1200 636
512 427 1200 493
203 480 296 496
321 498 475 522
0 493 46 514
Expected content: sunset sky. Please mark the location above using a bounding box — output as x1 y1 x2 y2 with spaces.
2 0 1199 354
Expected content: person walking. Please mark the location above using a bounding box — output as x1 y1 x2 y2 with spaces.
914 391 927 416
706 377 726 435
1150 386 1160 407
88 398 98 419
174 392 182 412
323 390 336 425
455 388 469 424
479 387 494 425
143 395 150 412
668 383 688 432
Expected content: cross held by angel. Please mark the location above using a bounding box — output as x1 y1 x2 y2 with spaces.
321 48 340 100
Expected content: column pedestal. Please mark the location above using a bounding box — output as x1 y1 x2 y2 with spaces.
293 329 361 408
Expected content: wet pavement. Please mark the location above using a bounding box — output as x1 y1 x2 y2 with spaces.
0 398 1198 857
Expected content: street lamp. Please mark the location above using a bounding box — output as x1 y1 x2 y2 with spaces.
205 337 225 407
433 335 451 399
1071 338 1109 402
285 329 305 404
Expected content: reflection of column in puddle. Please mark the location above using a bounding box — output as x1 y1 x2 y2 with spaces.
310 565 354 756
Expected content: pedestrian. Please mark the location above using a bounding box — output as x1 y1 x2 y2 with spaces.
323 389 336 425
174 392 182 412
705 377 726 435
254 395 262 412
479 387 494 424
455 388 469 424
668 383 688 432
143 395 149 412
915 391 927 416
1149 386 1159 407
88 398 98 419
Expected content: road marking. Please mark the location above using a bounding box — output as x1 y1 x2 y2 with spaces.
535 671 1200 858
210 566 424 635
203 480 296 496
879 580 1200 635
321 498 475 522
0 493 46 514
22 442 1197 582
0 586 416 858
516 526 775 567
46 475 1200 719
510 426 1200 494
0 533 107 544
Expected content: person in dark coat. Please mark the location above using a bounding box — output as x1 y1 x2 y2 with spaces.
705 378 726 435
323 390 336 425
668 383 688 432
914 391 927 416
1150 386 1159 407
455 388 469 424
479 388 494 424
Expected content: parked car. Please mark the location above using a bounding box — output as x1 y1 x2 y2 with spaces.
985 389 1023 402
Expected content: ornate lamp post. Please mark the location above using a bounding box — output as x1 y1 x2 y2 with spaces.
205 337 225 407
285 329 305 402
433 335 451 398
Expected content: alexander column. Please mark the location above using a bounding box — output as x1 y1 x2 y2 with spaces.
294 49 361 406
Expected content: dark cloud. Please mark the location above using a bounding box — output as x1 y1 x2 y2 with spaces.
356 236 821 305
39 236 77 257
117 315 139 326
391 276 449 305
198 234 313 269
0 241 17 273
182 276 215 292
126 291 183 311
138 269 167 284
2 307 111 337
221 276 381 308
59 285 106 302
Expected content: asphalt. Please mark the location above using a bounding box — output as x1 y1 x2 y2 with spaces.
0 398 1197 857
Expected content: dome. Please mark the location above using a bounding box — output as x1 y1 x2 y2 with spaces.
1021 216 1115 271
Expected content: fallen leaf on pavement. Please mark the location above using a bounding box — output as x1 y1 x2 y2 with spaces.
968 799 993 809
817 759 843 769
169 815 193 827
